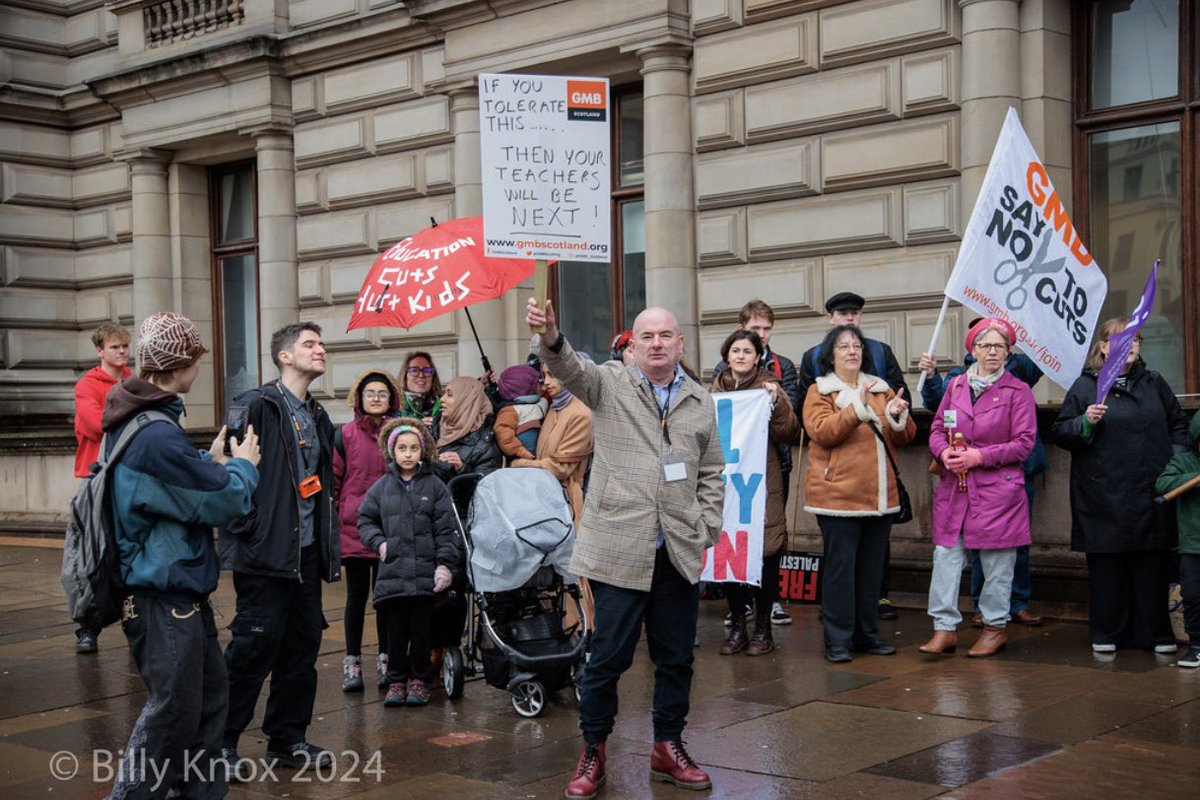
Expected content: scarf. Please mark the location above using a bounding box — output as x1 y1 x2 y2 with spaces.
966 361 1004 401
402 390 439 419
436 377 491 447
714 365 763 392
551 387 574 411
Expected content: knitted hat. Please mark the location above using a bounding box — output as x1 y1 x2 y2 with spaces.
497 364 540 401
964 317 1016 353
138 312 208 372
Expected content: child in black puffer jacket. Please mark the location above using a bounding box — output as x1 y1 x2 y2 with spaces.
358 417 460 707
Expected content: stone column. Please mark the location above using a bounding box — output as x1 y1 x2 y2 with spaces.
250 127 298 377
451 87 506 375
122 148 173 324
959 0 1022 217
638 43 698 362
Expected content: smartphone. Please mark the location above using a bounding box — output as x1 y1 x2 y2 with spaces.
223 405 250 455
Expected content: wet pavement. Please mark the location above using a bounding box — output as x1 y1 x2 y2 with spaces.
1 538 1198 799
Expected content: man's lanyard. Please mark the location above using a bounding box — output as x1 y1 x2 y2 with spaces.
278 381 315 474
646 381 675 447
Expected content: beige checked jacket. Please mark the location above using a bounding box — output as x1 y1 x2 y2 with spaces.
535 334 726 591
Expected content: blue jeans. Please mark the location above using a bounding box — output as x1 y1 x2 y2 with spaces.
971 480 1034 613
579 546 699 743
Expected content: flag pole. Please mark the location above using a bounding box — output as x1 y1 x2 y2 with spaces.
917 295 952 396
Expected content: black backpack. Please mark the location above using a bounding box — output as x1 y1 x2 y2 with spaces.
61 410 172 629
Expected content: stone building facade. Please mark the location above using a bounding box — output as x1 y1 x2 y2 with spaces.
1 1 1196 604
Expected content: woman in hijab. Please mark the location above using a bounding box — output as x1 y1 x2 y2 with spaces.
435 376 502 482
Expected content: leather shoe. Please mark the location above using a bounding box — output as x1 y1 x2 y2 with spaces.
650 740 711 790
919 630 958 655
719 619 748 655
746 622 774 656
851 639 896 656
825 646 853 663
566 742 606 799
968 625 1008 658
1013 609 1043 626
266 741 334 770
970 612 983 628
216 748 245 783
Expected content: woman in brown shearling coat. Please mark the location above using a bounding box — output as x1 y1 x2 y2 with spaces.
710 329 800 656
803 324 914 664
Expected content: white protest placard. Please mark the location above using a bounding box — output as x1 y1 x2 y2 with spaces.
943 107 1107 389
701 390 770 586
479 73 611 263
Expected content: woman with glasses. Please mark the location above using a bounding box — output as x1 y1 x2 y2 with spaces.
803 325 914 663
919 319 1036 658
1053 318 1188 655
399 351 443 427
333 370 401 691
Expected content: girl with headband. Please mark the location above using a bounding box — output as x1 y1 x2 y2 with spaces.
357 417 461 708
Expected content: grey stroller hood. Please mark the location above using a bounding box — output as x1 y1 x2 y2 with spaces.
466 467 576 593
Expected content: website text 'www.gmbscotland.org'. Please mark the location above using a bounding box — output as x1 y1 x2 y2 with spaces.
487 238 608 253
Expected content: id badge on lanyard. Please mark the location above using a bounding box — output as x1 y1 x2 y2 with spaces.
661 450 687 482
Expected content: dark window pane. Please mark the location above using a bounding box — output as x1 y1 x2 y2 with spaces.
1088 122 1183 390
1090 0 1179 109
558 261 614 358
220 254 259 398
621 200 645 328
219 170 255 243
618 94 644 186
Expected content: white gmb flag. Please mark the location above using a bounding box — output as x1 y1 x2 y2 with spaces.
945 107 1107 389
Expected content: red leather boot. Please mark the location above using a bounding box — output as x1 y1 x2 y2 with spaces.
565 741 606 799
650 740 711 790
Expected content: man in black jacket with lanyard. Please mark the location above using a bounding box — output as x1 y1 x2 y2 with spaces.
219 322 341 775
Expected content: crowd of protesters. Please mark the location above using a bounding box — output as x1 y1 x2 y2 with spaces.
68 294 1200 798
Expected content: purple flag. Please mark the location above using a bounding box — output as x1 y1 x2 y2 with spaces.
1096 260 1158 403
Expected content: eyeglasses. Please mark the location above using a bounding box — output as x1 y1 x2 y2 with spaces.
362 391 390 400
834 343 864 353
406 367 436 376
974 342 1008 353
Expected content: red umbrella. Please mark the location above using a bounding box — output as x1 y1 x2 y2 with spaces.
348 216 537 371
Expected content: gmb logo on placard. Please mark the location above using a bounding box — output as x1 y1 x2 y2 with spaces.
566 80 607 122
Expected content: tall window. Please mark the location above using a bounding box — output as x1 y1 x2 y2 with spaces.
554 89 645 356
209 163 259 405
1075 0 1197 393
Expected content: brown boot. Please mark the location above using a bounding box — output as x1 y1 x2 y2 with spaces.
968 625 1008 658
719 617 748 655
746 619 773 656
918 630 958 654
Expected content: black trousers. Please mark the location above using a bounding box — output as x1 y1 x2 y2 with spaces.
580 546 699 743
726 552 783 624
113 592 226 800
380 596 433 683
342 558 383 657
1180 554 1200 645
1086 550 1174 649
224 545 324 751
817 515 891 648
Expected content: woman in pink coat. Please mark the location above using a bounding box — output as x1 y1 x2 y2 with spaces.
920 318 1036 658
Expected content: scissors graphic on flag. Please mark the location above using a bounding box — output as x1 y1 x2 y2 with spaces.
993 233 1066 310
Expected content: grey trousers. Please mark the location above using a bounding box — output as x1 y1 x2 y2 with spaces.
928 536 1016 630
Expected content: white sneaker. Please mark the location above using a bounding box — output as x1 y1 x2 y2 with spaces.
723 607 755 627
1091 643 1117 653
770 602 792 625
1154 643 1179 654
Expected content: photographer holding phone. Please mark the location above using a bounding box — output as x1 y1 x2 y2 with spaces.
103 312 260 800
218 322 341 775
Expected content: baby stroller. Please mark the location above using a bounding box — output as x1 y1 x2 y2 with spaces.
443 468 589 717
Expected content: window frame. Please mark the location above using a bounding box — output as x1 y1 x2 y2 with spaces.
207 160 260 408
1072 0 1199 394
550 84 645 347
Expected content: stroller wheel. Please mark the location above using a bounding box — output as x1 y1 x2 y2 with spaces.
510 679 547 718
443 647 465 700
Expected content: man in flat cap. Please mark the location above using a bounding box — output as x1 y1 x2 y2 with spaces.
797 292 907 620
797 292 905 398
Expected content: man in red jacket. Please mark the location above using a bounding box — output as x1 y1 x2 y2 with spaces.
70 322 132 653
